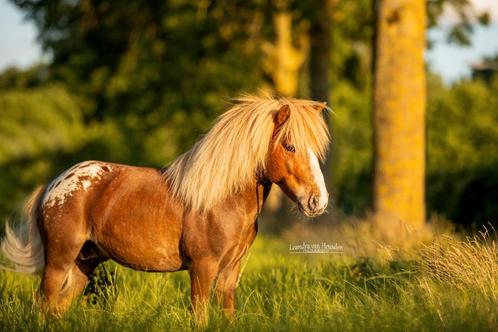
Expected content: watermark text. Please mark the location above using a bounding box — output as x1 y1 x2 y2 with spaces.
288 241 343 254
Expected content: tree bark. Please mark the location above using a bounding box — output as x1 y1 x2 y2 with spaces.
373 0 426 229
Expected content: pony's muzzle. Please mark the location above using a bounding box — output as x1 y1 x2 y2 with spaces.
298 193 329 217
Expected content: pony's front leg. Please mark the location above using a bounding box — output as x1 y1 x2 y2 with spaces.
189 258 218 326
216 261 241 319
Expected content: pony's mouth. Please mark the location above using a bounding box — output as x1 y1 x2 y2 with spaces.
297 202 325 218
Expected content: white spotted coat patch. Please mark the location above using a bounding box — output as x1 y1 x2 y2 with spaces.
42 161 112 208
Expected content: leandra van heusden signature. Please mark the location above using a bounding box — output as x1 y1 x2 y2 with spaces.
288 241 344 254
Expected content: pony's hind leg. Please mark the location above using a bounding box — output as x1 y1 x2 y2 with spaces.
41 255 99 315
60 259 100 309
40 216 89 315
41 262 77 315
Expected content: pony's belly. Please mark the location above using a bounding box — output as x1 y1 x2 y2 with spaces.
93 212 185 272
93 216 184 272
88 165 186 272
79 239 184 272
98 241 184 272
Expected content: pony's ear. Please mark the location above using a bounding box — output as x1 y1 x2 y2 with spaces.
274 104 290 128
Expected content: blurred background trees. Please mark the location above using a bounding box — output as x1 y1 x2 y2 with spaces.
1 0 497 230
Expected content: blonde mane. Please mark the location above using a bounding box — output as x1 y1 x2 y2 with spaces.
164 95 330 212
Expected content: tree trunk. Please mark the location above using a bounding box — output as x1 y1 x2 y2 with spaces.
309 0 333 183
262 11 307 97
373 0 426 230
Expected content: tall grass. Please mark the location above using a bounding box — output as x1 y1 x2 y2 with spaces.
1 229 498 331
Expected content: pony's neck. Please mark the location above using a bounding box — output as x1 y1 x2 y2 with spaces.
224 177 272 218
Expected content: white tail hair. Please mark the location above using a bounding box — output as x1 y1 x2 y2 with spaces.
0 186 45 274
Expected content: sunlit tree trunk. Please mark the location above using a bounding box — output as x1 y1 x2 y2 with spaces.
262 11 307 97
373 0 426 230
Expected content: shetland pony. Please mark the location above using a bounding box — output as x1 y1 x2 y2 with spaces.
1 95 330 322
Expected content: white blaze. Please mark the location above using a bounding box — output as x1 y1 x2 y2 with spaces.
42 161 111 208
308 149 328 209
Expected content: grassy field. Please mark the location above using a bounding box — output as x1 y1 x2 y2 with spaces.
1 227 498 331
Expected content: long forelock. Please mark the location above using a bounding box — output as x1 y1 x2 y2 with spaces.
163 95 330 212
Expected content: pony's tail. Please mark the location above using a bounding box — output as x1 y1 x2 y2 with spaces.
0 186 45 274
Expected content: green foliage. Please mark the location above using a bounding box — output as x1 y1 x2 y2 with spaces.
427 75 498 173
426 74 498 225
0 84 84 219
0 64 49 89
330 82 373 215
0 85 84 163
12 0 266 155
329 0 373 90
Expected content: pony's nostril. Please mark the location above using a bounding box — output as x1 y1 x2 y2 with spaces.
309 196 319 210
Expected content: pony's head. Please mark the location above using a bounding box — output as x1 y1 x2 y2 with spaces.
264 104 329 217
164 95 330 215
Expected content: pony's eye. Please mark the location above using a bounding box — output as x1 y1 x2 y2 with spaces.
284 144 296 153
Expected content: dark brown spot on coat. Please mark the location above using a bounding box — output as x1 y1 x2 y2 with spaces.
65 172 75 180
